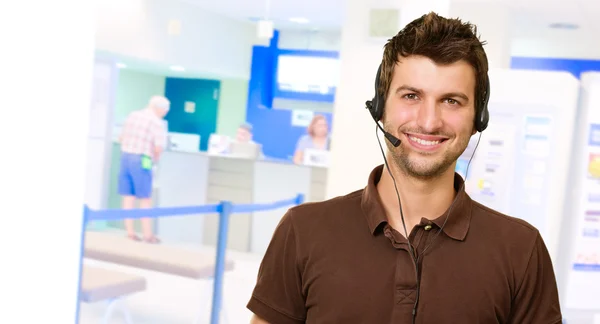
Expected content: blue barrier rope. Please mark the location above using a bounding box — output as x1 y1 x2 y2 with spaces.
232 194 304 213
80 193 305 324
86 194 305 221
86 204 221 221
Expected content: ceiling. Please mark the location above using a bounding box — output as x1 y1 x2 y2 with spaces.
94 50 231 80
182 0 600 38
181 0 344 30
100 0 600 77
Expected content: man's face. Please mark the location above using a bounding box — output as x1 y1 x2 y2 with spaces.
159 108 169 118
154 106 169 119
382 55 477 179
236 127 252 142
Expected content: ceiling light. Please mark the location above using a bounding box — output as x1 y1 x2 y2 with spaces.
116 63 127 69
170 65 185 72
257 20 274 39
549 22 579 30
289 17 309 24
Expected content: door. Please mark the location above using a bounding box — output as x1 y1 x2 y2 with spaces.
164 78 220 151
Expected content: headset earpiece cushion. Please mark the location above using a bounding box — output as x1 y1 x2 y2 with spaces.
475 77 491 132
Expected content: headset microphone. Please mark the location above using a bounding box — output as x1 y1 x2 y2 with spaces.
365 100 401 147
382 129 401 147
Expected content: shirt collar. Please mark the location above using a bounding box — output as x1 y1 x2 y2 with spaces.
360 165 473 241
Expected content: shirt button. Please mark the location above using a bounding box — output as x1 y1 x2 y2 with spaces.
424 225 432 231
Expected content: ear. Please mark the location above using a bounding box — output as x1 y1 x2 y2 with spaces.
471 127 478 136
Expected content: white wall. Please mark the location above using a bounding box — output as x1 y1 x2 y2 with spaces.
325 0 389 198
278 19 600 62
277 29 341 51
280 29 600 61
1 0 95 321
95 0 259 79
511 35 600 60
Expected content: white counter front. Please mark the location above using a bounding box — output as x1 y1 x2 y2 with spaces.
151 151 328 253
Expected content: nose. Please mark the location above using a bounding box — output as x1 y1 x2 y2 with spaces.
416 100 443 132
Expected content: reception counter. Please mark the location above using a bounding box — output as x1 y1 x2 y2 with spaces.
135 149 328 254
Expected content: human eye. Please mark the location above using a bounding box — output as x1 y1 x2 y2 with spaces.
444 98 460 105
403 93 419 101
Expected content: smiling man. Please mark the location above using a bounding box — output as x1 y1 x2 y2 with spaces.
247 12 562 324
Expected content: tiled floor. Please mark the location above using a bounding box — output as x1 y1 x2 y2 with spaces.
79 244 263 324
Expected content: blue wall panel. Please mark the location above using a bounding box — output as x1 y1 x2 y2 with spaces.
511 57 600 79
246 40 334 160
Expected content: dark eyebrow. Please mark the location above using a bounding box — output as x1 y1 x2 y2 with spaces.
444 92 470 102
395 85 470 103
395 85 423 95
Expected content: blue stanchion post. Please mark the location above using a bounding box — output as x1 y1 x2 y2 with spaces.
210 201 233 324
296 193 305 205
75 205 90 324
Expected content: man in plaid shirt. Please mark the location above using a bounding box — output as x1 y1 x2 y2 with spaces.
118 95 169 243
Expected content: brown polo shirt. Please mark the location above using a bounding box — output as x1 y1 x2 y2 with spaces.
247 165 562 324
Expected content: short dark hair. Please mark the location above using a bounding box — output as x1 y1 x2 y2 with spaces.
379 12 488 110
239 122 253 132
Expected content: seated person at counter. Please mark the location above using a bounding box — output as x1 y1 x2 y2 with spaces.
230 122 264 159
293 114 330 164
236 122 258 144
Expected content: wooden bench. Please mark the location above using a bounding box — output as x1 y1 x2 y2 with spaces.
80 265 146 324
83 231 235 278
83 231 235 323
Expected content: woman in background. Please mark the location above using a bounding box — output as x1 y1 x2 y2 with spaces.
293 114 330 164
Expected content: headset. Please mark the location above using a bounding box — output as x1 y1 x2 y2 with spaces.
365 62 490 324
366 63 490 137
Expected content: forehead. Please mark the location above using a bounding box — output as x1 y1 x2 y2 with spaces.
390 55 476 97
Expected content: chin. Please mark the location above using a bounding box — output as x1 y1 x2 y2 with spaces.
399 155 456 179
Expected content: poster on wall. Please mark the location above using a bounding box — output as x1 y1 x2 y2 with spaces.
522 114 553 158
291 110 314 127
588 123 600 147
566 122 600 310
466 123 517 215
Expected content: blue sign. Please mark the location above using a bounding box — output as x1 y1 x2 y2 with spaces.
589 124 600 146
583 228 600 238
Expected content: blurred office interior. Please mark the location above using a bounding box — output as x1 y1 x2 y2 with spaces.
4 0 600 323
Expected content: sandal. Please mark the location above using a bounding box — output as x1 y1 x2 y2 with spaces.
144 236 161 244
127 234 142 242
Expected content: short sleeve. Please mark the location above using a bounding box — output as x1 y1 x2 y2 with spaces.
295 135 312 152
152 120 167 149
247 209 306 324
508 232 563 324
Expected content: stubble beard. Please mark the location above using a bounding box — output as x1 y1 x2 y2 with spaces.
384 132 470 181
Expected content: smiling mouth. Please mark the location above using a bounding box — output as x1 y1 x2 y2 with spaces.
405 133 449 148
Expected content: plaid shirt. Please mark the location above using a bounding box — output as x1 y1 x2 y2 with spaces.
119 108 167 157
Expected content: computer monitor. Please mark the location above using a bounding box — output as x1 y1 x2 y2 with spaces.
229 141 262 159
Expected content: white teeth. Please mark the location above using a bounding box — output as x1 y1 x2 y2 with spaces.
409 136 441 146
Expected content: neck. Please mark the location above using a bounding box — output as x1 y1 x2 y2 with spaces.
376 161 457 236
